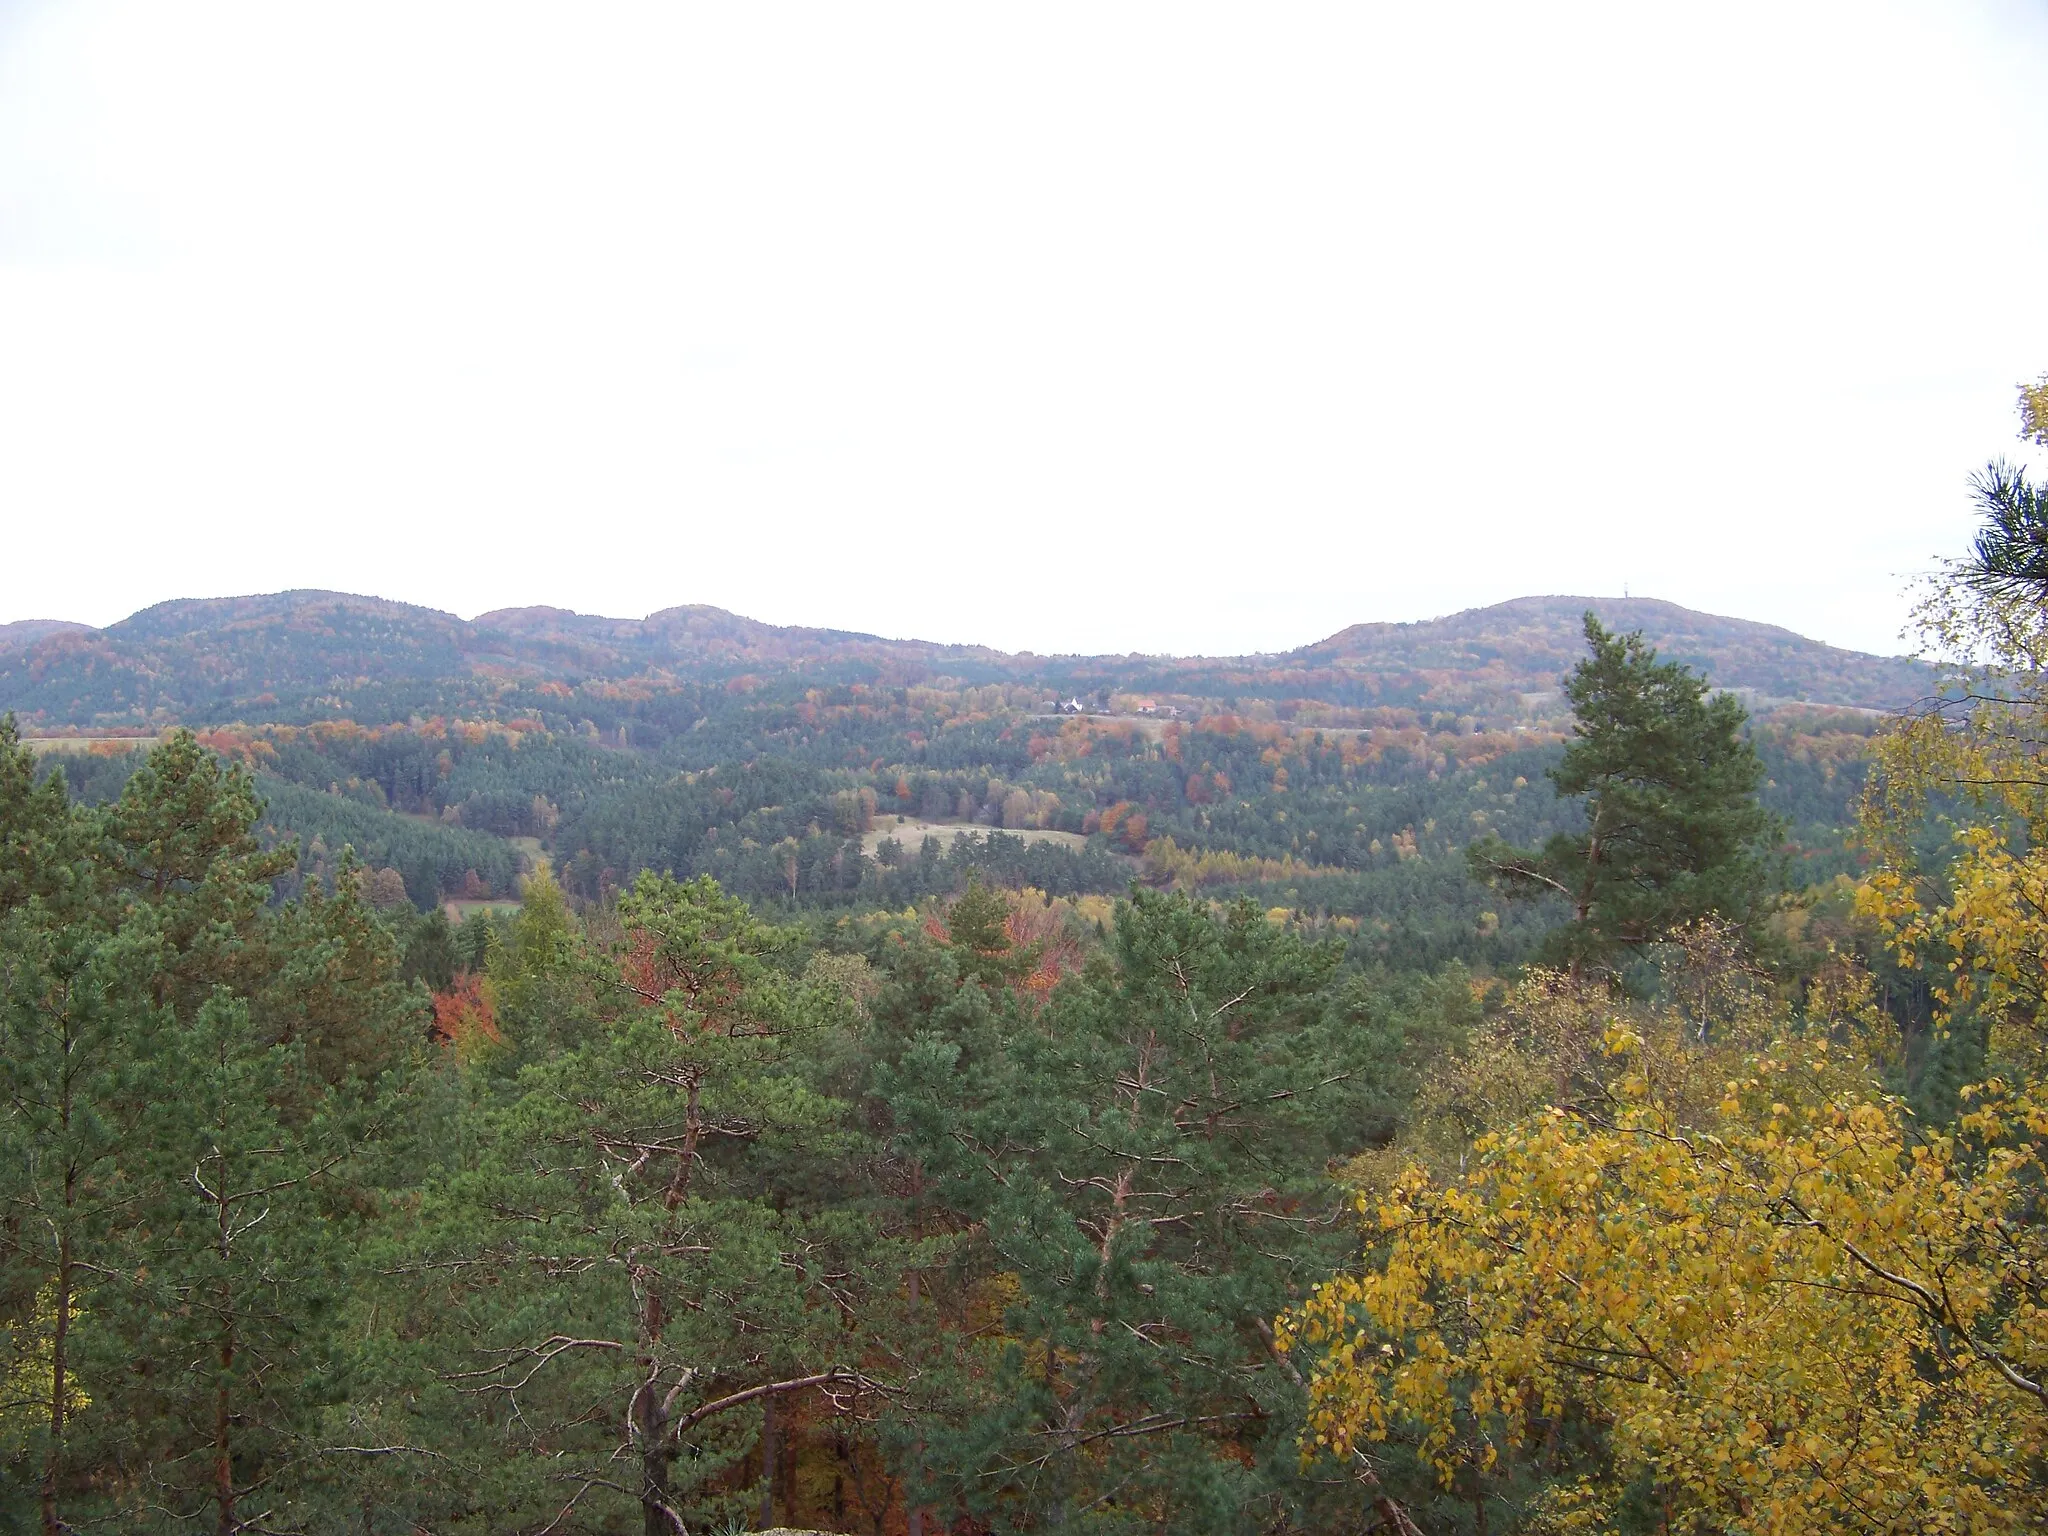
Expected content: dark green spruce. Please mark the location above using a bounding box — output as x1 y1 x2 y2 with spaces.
1468 614 1782 967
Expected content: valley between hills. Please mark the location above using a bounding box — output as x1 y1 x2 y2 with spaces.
0 588 1906 973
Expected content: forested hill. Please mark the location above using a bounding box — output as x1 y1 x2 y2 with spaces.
0 617 91 647
0 587 1927 730
1295 595 1930 714
0 591 1016 729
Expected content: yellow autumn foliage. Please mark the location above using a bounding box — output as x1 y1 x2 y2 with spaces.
0 1285 87 1457
1285 518 2048 1526
1140 835 1340 890
1280 1011 2048 1530
1857 548 2048 1058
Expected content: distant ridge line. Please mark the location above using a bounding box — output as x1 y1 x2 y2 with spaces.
4 589 1914 664
0 588 1931 728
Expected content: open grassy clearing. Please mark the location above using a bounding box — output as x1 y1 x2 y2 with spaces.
22 735 164 754
444 898 523 921
860 814 1089 856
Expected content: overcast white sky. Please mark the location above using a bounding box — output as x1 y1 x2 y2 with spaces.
3 2 2046 657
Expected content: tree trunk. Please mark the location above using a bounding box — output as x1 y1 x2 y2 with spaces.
215 1316 237 1536
1354 1456 1428 1536
758 1393 778 1529
213 1151 238 1536
40 1224 70 1536
832 1428 849 1532
665 1075 703 1210
638 1379 675 1536
1567 814 1605 983
636 1262 679 1536
643 1069 699 1535
907 1163 923 1536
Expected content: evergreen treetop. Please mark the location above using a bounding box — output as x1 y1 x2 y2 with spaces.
1470 613 1780 966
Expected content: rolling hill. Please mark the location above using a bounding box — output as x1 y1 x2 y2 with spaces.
0 588 1930 731
1290 596 1929 716
0 618 91 648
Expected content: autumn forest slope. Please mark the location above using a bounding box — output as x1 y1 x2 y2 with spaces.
0 589 1928 731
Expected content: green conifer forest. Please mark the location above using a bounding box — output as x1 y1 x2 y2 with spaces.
3 548 2040 1531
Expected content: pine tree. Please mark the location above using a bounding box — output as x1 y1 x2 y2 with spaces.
256 847 422 1089
877 889 1400 1533
123 994 358 1531
940 876 1036 988
0 727 417 1531
0 722 163 1531
1469 614 1780 966
0 716 80 916
0 870 164 1532
103 730 295 1018
380 873 897 1533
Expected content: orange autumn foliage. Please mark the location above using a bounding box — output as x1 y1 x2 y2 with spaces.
924 885 1087 997
430 971 500 1058
1004 892 1086 995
